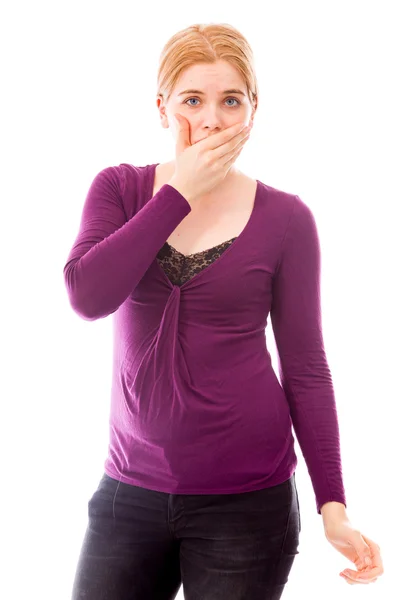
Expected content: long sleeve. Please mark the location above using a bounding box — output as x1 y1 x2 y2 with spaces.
63 166 191 321
270 195 346 515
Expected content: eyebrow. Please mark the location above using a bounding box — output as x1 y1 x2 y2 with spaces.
177 89 246 96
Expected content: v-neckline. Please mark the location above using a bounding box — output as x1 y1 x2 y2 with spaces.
165 237 237 258
147 162 261 289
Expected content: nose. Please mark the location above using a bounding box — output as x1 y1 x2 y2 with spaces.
204 126 222 136
203 116 223 134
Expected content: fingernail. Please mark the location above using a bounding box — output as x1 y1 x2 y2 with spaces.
365 556 372 566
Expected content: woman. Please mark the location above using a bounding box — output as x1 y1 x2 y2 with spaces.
64 22 383 599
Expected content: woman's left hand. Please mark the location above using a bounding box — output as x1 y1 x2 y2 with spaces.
324 518 384 585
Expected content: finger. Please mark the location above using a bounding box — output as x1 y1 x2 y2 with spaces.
344 577 378 585
222 128 250 156
362 534 382 560
357 567 382 580
341 569 379 584
361 533 380 552
208 123 246 150
361 534 384 573
341 572 377 585
223 146 244 168
222 133 249 166
341 575 356 585
207 123 248 153
236 130 251 149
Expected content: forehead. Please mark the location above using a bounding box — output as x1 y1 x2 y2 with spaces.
174 60 244 91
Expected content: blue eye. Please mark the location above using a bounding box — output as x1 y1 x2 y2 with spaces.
184 97 241 107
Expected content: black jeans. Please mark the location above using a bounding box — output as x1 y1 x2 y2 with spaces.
71 471 301 600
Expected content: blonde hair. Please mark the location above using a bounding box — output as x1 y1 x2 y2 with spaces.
156 23 258 109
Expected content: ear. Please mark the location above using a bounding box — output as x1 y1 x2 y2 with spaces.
251 96 258 116
156 95 169 129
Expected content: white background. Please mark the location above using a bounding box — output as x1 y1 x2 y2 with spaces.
1 1 398 598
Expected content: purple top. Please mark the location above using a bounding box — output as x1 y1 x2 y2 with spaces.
63 162 347 514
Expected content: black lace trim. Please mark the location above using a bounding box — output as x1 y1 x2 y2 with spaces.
156 238 237 286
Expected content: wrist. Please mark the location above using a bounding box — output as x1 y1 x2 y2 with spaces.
321 501 347 520
167 177 195 207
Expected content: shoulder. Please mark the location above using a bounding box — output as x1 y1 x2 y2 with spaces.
256 178 315 227
92 162 154 192
92 162 156 218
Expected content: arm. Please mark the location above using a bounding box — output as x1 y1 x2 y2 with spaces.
321 501 347 526
270 195 347 515
63 166 192 320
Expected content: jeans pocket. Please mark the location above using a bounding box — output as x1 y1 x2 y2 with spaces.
88 473 119 520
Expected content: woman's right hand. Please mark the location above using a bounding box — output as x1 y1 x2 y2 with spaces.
167 114 252 204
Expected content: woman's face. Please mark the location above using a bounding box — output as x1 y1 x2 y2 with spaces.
158 59 255 145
